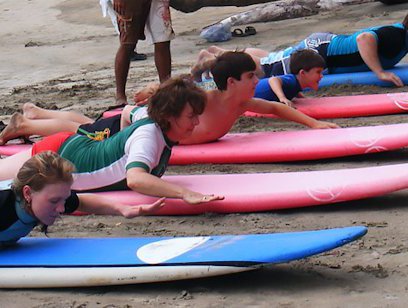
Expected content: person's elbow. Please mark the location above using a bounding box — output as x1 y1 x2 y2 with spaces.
356 32 376 45
126 170 149 192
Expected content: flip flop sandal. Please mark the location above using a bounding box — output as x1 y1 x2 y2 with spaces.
231 28 246 37
244 26 257 36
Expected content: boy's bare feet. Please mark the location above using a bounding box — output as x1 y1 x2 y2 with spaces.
22 102 40 119
0 113 25 145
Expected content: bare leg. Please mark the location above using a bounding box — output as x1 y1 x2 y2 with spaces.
0 149 32 180
23 103 93 124
191 49 218 81
120 105 135 130
242 48 270 78
115 42 137 104
207 45 228 56
154 41 171 83
0 113 23 145
0 113 80 145
244 47 269 58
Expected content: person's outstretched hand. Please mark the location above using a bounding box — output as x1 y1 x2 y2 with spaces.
310 120 340 129
120 197 166 218
377 71 403 87
183 191 224 205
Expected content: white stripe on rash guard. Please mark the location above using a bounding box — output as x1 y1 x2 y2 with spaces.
131 107 149 123
71 156 128 191
125 123 167 172
70 123 168 191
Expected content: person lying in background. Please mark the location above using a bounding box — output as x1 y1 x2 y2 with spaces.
0 77 223 206
192 13 408 87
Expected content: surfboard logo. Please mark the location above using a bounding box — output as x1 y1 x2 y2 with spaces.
349 129 388 153
387 93 408 111
307 185 345 202
136 237 210 264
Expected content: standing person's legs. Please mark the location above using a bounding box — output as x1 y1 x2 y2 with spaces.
115 43 136 104
114 0 151 104
146 0 175 82
154 41 171 82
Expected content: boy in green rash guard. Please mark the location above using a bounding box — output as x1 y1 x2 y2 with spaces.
0 78 224 206
0 151 165 246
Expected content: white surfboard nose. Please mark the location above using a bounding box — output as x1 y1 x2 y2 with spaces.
137 237 210 264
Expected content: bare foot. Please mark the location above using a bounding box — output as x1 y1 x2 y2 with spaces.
191 49 216 81
22 102 40 119
0 113 25 145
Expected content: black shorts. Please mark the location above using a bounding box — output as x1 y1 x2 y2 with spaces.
77 115 121 140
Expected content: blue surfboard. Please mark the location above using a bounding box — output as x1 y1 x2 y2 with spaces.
318 64 408 88
200 64 408 94
0 226 367 288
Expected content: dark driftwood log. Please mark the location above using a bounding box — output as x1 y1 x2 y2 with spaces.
169 0 275 13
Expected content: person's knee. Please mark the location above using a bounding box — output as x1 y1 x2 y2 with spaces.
118 43 137 55
198 49 211 58
154 41 171 53
208 45 221 53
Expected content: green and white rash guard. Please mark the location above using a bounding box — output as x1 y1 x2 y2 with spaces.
58 112 175 192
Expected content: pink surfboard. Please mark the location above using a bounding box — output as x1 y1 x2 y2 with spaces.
90 163 408 215
103 108 122 118
169 123 408 165
2 123 408 164
103 93 408 120
245 92 408 119
0 144 31 156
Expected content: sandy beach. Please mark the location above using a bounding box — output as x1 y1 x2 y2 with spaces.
1 0 408 307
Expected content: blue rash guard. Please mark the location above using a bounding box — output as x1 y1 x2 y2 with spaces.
260 24 407 77
326 23 408 73
254 74 302 102
260 33 335 77
0 180 79 246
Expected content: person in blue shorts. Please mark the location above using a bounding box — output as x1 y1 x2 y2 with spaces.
0 151 165 246
192 13 408 87
254 49 326 108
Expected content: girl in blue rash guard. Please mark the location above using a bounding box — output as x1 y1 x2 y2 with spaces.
0 151 165 246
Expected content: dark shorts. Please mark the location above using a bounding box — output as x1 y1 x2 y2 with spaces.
31 132 74 156
261 61 285 77
77 115 121 140
116 0 152 44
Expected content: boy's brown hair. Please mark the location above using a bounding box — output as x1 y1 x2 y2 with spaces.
211 51 256 91
148 77 206 132
289 49 326 75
